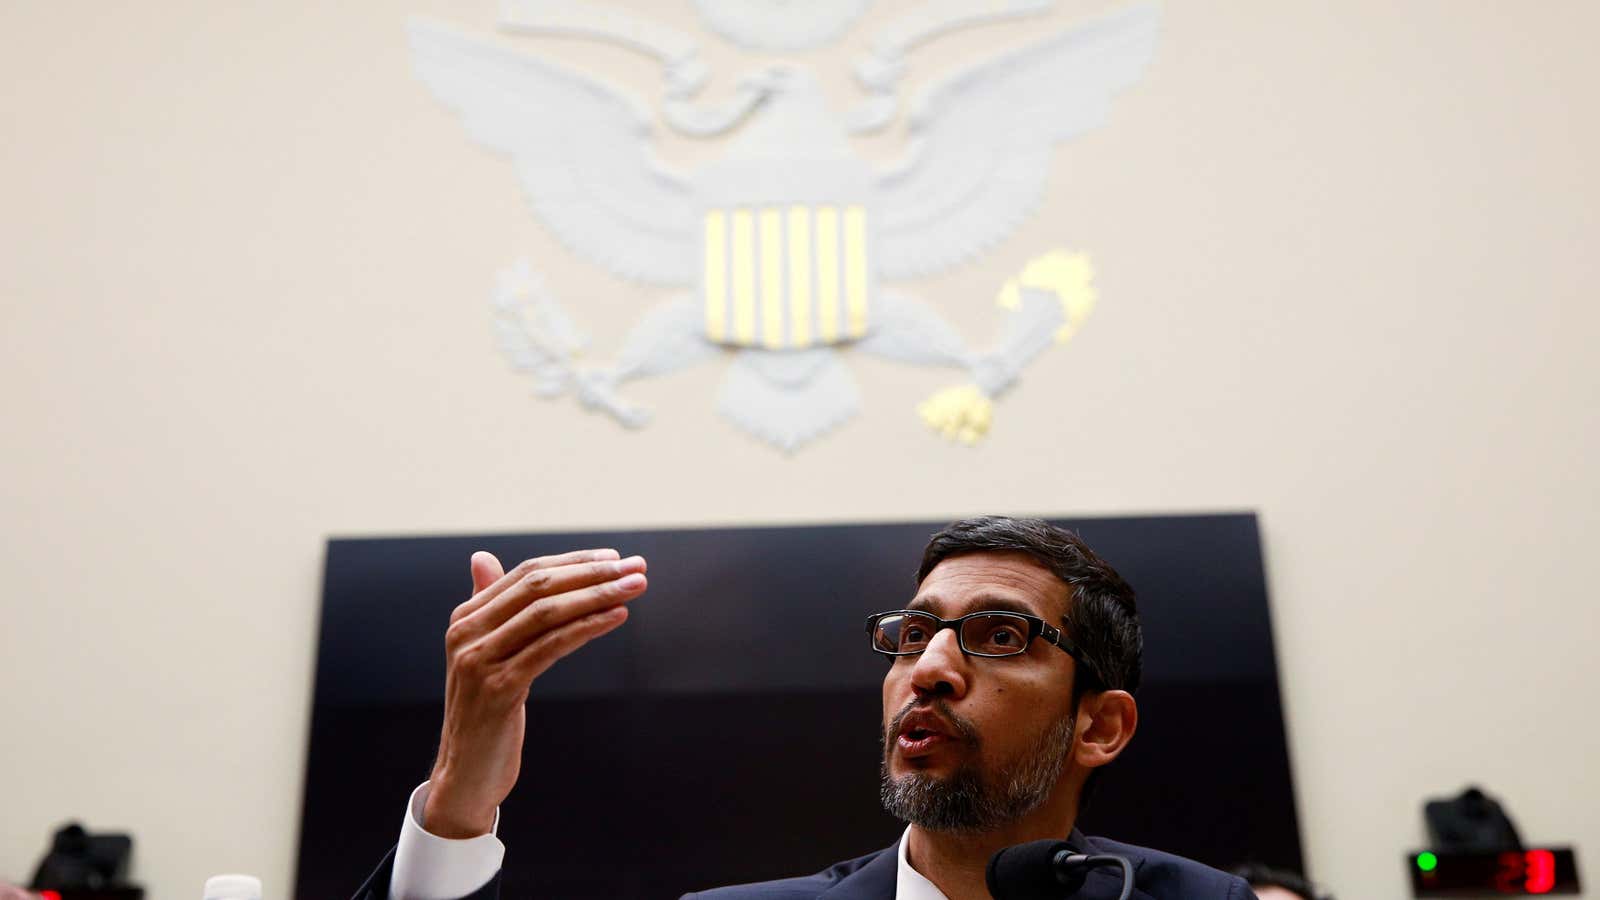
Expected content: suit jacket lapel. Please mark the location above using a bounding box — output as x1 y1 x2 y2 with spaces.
816 840 900 900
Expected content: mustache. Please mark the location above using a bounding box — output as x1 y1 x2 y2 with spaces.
885 697 981 748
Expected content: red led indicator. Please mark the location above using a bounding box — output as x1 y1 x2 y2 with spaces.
39 892 61 900
1525 849 1557 894
1494 849 1560 894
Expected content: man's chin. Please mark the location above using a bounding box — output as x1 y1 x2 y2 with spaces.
879 764 991 832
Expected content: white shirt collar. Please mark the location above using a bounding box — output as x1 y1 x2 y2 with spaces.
895 826 951 900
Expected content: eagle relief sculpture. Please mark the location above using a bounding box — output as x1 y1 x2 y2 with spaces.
407 0 1159 451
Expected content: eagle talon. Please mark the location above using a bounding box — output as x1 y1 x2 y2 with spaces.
917 385 994 445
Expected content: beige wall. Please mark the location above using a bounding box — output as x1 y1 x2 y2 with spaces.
3 1 1597 897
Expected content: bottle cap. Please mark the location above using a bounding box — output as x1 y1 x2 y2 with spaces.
203 874 262 900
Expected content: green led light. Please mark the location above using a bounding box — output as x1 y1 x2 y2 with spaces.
1417 852 1439 872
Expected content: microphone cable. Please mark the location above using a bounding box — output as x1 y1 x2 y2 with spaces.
1058 853 1133 900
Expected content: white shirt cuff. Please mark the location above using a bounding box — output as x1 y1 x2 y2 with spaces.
389 781 505 900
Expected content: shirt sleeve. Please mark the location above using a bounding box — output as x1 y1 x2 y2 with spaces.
388 781 505 900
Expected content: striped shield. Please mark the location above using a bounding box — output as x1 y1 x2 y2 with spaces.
700 204 871 349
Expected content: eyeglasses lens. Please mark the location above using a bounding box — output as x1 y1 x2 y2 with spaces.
961 613 1030 656
872 612 930 654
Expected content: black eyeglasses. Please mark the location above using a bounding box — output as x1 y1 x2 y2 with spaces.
865 609 1085 661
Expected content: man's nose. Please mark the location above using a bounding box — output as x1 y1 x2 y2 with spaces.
909 628 969 698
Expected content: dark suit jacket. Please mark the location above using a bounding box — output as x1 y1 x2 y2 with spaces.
353 829 1250 899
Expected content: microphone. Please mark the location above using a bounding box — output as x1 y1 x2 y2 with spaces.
986 839 1134 900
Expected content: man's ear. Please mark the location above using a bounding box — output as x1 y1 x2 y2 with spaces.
1073 690 1138 770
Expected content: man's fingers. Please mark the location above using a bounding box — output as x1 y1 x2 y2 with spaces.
470 551 504 594
506 604 631 684
451 548 621 624
483 572 648 660
481 549 623 607
462 555 646 635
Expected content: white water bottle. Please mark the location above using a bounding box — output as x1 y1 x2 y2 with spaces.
202 874 262 900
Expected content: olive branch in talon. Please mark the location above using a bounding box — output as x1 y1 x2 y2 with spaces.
491 258 718 429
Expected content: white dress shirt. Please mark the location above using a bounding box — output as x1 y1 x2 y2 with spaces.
893 826 950 900
391 789 944 899
390 782 504 900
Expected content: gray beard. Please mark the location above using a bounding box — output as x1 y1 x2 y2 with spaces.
879 710 1075 833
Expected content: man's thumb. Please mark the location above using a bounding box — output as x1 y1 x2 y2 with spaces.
469 550 504 593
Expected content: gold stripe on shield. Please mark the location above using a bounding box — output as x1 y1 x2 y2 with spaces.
787 206 813 349
816 206 840 343
731 208 756 345
844 205 868 338
759 207 783 349
703 210 727 342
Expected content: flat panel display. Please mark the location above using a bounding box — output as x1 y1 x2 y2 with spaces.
295 514 1301 898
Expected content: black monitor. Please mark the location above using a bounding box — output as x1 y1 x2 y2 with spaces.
295 514 1301 898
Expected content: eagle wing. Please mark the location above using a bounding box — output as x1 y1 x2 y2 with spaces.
874 2 1159 280
408 18 697 286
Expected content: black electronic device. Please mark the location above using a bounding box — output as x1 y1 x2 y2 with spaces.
1407 848 1580 896
28 823 143 900
1426 787 1523 854
1409 786 1580 896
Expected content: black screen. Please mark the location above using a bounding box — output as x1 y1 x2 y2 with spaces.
295 514 1301 898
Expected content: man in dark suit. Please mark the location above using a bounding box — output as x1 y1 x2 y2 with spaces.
354 517 1252 899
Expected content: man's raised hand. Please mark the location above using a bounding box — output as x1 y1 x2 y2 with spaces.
422 548 648 837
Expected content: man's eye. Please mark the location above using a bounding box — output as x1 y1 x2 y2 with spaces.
985 625 1026 646
904 627 927 642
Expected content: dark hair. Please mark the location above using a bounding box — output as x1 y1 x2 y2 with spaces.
916 515 1142 708
1231 863 1330 900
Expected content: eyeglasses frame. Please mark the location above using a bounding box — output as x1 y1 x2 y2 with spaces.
864 608 1088 662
